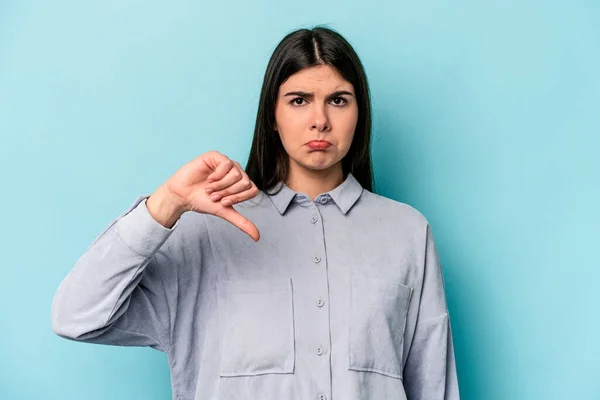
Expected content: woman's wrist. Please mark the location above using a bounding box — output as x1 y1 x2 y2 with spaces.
146 184 187 229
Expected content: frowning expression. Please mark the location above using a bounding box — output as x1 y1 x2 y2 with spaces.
274 64 359 173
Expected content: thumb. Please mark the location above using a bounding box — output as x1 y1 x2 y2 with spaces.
216 206 260 242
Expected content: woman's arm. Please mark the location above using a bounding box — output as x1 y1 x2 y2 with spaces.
403 223 460 400
51 195 181 353
51 151 260 353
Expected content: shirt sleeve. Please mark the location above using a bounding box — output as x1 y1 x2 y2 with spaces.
51 195 181 353
403 223 460 400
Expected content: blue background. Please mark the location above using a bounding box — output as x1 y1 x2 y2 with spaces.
1 1 599 399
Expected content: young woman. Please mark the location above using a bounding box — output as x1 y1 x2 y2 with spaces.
52 26 459 400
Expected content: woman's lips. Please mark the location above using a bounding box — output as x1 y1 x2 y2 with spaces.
306 140 332 150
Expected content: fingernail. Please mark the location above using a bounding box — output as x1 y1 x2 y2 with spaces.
205 188 213 194
210 194 221 201
221 199 232 206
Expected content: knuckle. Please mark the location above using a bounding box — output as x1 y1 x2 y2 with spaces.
208 150 222 160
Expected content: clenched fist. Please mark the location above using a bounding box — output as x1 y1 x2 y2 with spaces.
146 151 261 241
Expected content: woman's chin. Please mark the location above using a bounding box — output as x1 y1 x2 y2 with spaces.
300 159 341 173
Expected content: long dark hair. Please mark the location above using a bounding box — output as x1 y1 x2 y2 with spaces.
245 26 374 193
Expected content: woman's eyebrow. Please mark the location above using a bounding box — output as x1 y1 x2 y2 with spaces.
283 90 355 99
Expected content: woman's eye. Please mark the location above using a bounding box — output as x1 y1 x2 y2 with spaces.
331 97 348 106
290 98 306 106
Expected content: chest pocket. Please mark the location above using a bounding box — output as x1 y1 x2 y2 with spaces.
348 274 413 379
216 278 295 377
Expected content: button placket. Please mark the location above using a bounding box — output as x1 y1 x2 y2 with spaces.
308 202 331 399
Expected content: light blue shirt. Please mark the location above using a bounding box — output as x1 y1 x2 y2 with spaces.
52 172 460 400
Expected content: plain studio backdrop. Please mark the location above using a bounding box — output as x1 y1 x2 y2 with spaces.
1 1 598 399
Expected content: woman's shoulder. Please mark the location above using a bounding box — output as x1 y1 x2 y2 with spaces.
360 189 430 227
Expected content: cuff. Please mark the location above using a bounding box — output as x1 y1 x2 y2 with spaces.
115 195 181 258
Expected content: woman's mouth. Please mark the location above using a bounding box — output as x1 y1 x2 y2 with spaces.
306 140 332 150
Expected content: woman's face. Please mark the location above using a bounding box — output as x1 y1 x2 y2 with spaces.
274 64 358 176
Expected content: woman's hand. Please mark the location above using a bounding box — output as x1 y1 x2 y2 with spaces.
147 150 260 241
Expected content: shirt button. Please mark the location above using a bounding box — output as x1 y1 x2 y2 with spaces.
319 197 328 204
317 395 327 400
311 215 319 224
313 256 321 263
316 299 324 307
316 346 326 356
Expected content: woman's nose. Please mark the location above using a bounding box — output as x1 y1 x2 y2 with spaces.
311 105 330 132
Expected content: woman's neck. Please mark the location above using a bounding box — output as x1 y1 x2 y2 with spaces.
285 162 345 201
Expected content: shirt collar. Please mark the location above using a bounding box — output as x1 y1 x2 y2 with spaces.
266 172 363 215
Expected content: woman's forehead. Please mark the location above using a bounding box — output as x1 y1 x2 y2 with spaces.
279 65 353 93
